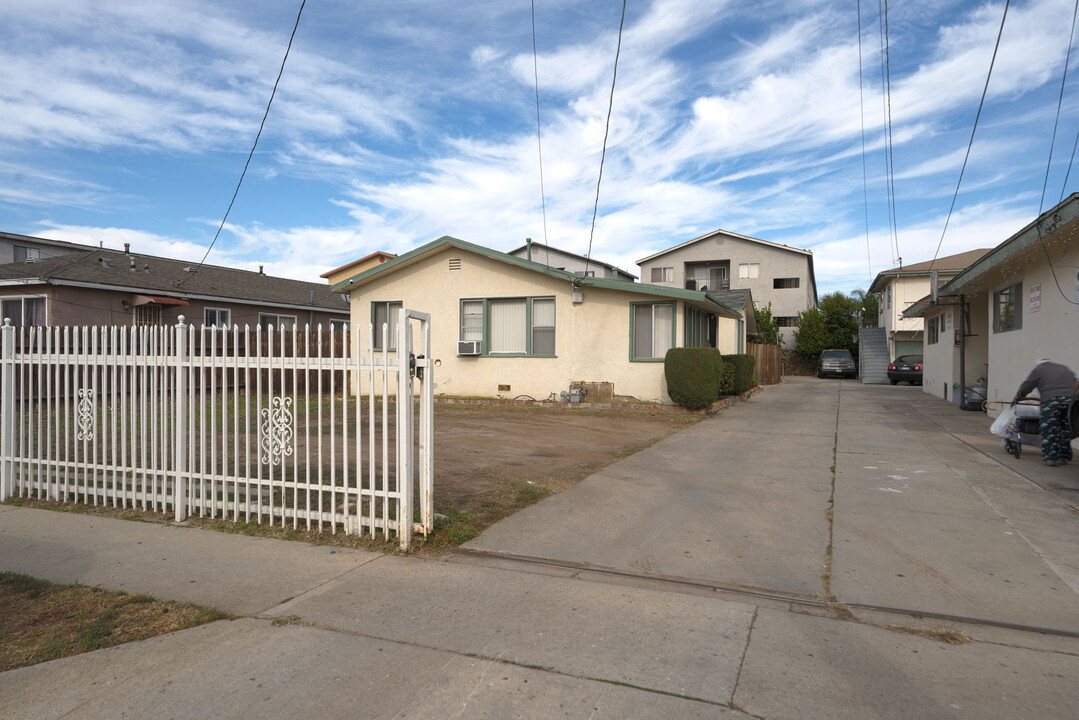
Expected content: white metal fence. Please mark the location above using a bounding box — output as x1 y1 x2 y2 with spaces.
0 310 434 549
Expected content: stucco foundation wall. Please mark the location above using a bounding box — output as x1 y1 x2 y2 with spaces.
348 247 728 403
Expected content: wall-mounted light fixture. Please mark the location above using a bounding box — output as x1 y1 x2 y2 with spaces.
121 300 131 311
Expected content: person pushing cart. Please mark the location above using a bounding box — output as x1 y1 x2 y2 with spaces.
1013 358 1078 467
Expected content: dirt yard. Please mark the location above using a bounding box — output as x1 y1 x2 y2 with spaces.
430 403 702 534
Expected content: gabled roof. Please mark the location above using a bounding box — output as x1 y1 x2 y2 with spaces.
902 194 1079 318
938 193 1079 297
868 249 991 293
507 241 638 279
636 228 812 265
331 235 742 319
0 248 348 313
320 251 397 279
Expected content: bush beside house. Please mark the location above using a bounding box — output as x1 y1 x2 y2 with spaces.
722 354 757 394
664 348 724 410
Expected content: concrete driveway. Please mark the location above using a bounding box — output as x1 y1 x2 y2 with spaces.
466 377 1079 633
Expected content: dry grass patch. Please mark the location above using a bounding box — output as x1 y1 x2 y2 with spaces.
0 572 229 672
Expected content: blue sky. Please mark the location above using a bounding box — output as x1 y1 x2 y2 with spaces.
1 0 1077 295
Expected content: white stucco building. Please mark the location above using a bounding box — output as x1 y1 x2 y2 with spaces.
905 194 1079 415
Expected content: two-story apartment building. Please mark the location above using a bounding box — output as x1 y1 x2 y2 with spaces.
868 249 990 361
636 228 816 346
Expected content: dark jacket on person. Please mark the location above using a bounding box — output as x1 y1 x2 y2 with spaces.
1016 361 1078 401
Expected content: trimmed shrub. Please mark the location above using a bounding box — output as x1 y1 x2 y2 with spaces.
722 354 757 395
717 362 735 396
664 348 724 410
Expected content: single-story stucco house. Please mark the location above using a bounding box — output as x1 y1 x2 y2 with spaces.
330 236 755 403
904 193 1079 414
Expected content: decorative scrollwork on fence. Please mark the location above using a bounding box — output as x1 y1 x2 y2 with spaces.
260 397 295 466
76 389 95 441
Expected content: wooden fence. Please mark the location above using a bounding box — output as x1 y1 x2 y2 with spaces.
746 342 782 385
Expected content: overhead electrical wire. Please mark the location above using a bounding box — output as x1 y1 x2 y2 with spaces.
856 0 873 289
878 0 901 266
530 0 550 258
583 0 628 279
176 0 307 288
928 0 1011 269
1034 0 1079 306
1059 128 1079 201
1039 0 1078 216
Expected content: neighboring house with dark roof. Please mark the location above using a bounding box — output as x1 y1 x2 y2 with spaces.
903 194 1079 414
507 240 637 281
0 234 348 330
868 248 991 361
331 235 754 404
636 229 816 347
320 251 397 286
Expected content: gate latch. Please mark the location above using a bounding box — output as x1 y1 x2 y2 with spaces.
410 354 425 380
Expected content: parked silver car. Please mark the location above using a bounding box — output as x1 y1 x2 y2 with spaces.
817 349 857 379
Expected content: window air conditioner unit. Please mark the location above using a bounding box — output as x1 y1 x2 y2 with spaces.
457 340 481 356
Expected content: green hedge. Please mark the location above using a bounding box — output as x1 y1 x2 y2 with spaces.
722 354 757 395
664 348 724 410
717 362 735 396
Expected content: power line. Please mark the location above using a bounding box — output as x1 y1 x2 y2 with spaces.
530 0 550 252
1040 0 1078 216
879 0 901 266
928 0 1011 269
857 0 873 288
584 0 627 278
176 0 307 288
1035 0 1079 306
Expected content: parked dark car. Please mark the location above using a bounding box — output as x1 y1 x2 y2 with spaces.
888 354 923 385
817 349 857 379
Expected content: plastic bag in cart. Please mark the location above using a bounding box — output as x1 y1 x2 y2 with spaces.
990 405 1017 437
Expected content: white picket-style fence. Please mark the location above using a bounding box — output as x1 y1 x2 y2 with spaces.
0 310 434 549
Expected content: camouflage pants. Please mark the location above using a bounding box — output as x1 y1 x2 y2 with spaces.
1041 395 1074 463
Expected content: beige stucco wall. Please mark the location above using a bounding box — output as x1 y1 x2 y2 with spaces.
638 234 814 347
349 246 738 403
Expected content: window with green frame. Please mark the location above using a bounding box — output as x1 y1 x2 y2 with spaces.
459 297 555 356
684 305 711 347
631 302 674 360
926 316 939 344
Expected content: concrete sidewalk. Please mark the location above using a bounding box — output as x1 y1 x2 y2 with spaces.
3 378 1078 719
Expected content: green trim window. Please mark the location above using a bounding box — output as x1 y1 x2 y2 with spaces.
631 302 675 361
993 282 1021 333
684 305 710 348
372 301 403 350
926 316 939 345
459 297 556 356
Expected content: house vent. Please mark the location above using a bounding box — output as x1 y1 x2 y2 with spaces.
448 258 462 271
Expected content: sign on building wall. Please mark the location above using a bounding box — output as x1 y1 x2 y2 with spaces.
1029 283 1041 313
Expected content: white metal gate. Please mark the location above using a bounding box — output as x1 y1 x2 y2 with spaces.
0 309 434 549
